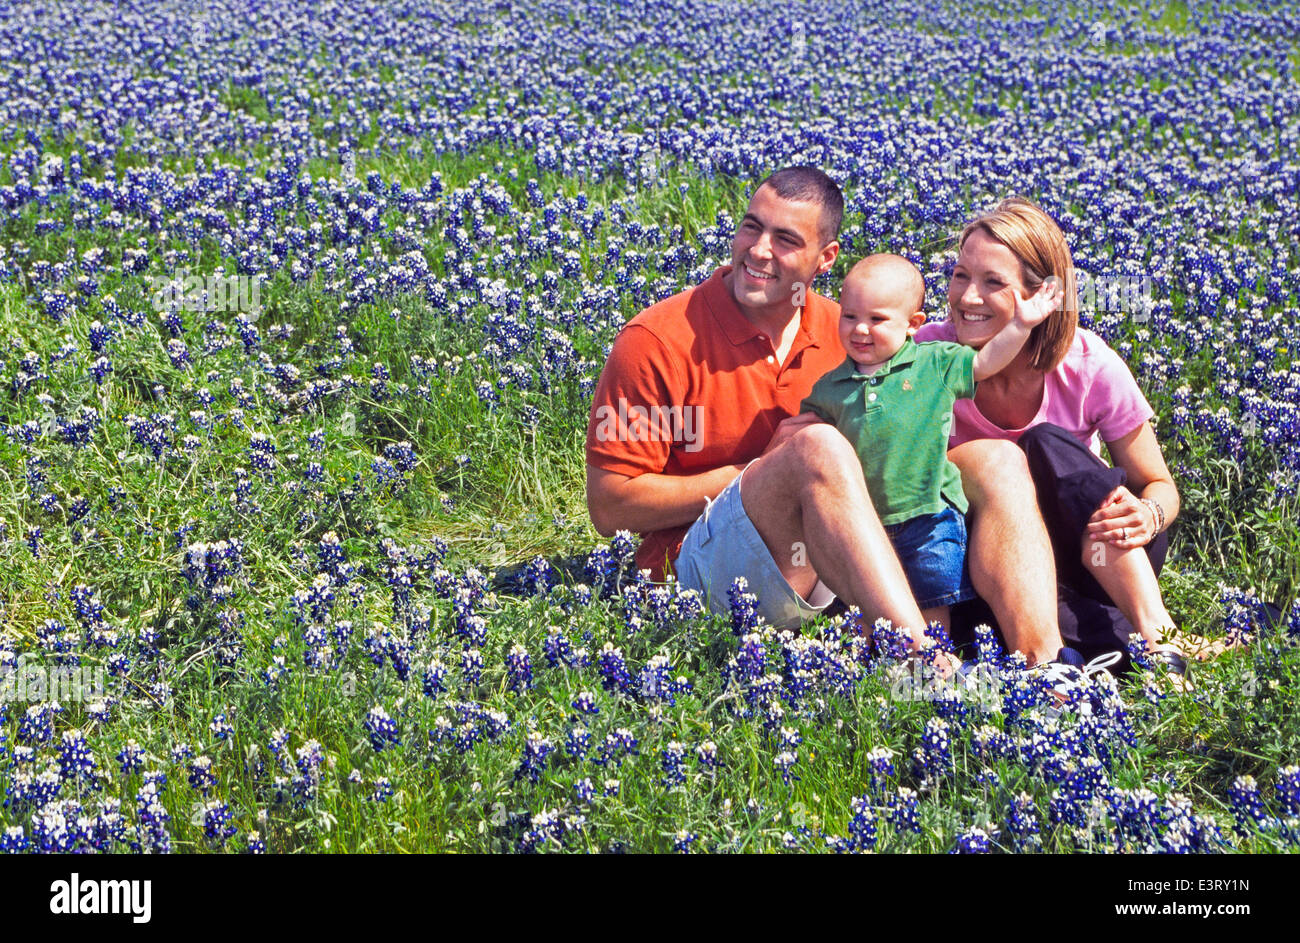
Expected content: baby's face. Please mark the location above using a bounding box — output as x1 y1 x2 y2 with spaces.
838 276 920 369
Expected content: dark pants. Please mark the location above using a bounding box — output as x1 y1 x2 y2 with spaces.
950 423 1168 668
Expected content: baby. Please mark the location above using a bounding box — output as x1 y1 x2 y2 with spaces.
801 254 1056 630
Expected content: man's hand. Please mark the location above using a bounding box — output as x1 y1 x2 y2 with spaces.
586 463 745 537
763 411 825 456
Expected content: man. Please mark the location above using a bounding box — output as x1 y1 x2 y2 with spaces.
586 166 1068 667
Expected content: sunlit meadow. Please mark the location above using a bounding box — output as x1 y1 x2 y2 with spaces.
1 0 1298 852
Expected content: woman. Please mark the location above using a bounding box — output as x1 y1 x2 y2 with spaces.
918 198 1223 677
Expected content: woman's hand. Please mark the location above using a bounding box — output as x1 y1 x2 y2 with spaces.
1011 276 1062 330
1086 485 1158 549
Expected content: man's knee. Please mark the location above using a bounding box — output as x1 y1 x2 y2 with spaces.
786 423 859 482
743 424 862 533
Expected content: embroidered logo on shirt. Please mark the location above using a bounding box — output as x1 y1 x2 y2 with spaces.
902 380 912 391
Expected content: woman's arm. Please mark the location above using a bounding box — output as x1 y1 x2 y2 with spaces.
1085 421 1180 548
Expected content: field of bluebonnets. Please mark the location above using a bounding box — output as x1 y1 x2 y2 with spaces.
1 0 1299 854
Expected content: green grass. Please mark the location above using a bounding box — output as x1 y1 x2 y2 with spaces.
1 0 1297 854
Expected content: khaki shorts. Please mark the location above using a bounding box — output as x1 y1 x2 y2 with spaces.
674 466 834 630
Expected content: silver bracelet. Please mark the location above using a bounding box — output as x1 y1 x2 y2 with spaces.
1140 497 1166 535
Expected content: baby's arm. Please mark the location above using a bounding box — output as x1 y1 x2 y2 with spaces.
971 278 1062 381
798 383 838 425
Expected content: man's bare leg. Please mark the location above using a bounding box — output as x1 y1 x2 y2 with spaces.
739 424 929 648
950 439 1061 667
921 605 951 632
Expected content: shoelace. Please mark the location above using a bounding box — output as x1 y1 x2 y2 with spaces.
1080 650 1122 681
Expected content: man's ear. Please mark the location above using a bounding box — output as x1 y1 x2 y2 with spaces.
817 240 840 275
906 311 927 334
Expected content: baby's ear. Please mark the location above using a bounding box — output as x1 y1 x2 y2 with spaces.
906 311 927 334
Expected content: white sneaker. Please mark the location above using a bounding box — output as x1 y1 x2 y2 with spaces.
1028 649 1122 719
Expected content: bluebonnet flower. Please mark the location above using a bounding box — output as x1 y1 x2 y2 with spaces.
461 648 484 687
1005 792 1042 851
56 729 101 790
847 796 878 851
516 730 554 783
583 544 617 595
661 741 688 786
728 577 761 636
973 623 1006 669
506 644 533 692
36 618 72 656
135 780 171 854
422 658 448 697
1276 765 1300 816
594 728 639 767
522 556 554 596
921 717 953 774
673 829 697 853
734 631 769 684
117 740 145 775
483 710 512 742
202 800 237 846
365 704 401 752
188 755 216 795
17 703 58 746
773 750 798 785
696 740 719 770
317 530 346 572
210 712 235 741
1227 775 1270 835
951 825 998 854
166 338 192 370
889 787 921 834
598 642 633 695
637 654 685 704
866 747 896 796
871 618 912 664
564 725 590 758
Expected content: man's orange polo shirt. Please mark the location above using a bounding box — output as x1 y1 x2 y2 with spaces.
585 265 845 579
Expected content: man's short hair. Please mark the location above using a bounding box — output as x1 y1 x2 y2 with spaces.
755 166 844 247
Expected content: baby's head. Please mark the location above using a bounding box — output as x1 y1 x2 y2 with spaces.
838 254 927 370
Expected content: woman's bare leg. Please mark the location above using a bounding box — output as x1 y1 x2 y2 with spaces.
950 439 1063 667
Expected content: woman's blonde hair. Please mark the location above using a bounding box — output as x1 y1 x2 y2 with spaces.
958 198 1077 372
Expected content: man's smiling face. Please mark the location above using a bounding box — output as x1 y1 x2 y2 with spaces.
727 184 837 318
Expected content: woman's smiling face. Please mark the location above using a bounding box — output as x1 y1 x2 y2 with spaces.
947 227 1029 349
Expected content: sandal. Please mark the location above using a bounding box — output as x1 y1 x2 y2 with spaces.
1150 647 1191 692
1157 628 1242 662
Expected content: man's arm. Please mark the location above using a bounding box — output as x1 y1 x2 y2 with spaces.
586 462 744 537
586 407 829 536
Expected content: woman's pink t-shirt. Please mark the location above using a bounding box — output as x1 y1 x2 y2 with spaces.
913 321 1154 458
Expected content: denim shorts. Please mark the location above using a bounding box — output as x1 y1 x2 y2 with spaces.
675 467 835 631
885 505 976 610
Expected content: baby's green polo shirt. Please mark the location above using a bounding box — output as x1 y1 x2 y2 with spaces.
799 338 977 525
